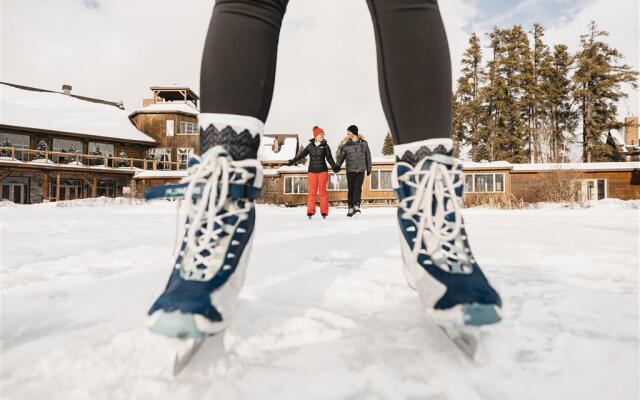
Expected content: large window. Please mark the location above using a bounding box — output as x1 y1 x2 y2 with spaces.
50 178 83 201
179 121 198 135
97 180 117 198
370 169 392 190
464 173 505 193
1 177 29 204
148 148 171 170
52 138 82 163
0 132 30 160
88 142 114 156
284 176 308 194
177 148 194 167
327 172 348 191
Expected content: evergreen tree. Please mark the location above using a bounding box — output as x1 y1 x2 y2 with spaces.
573 21 638 162
540 44 578 162
381 131 394 156
525 23 550 162
484 26 530 163
453 33 485 160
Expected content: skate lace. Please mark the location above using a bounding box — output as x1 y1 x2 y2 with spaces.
399 160 467 266
179 148 254 280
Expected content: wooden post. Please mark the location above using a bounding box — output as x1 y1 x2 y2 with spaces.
144 159 147 170
130 157 133 168
76 153 80 163
92 177 97 197
45 149 49 162
43 173 50 201
104 154 108 166
153 160 157 170
56 173 61 201
11 147 15 159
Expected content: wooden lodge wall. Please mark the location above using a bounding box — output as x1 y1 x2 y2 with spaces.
129 113 199 156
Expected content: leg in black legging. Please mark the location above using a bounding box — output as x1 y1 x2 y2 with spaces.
199 0 289 159
365 0 452 146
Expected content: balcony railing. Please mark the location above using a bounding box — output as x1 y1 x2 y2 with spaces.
0 147 187 171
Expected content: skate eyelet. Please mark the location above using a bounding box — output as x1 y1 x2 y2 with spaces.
222 265 232 270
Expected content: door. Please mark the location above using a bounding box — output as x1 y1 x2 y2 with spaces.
0 183 27 204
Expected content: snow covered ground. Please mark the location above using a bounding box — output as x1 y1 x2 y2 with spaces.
1 200 638 400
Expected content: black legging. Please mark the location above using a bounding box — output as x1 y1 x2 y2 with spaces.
201 0 451 147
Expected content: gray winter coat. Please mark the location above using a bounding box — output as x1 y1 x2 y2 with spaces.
335 140 372 174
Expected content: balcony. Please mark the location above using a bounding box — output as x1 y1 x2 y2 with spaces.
0 146 187 171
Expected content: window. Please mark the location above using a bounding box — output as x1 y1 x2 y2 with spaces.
575 179 607 201
0 132 30 160
179 121 198 135
284 176 308 194
149 148 172 170
166 120 174 137
0 177 29 204
463 173 506 193
177 148 194 167
370 170 392 190
50 178 83 201
327 172 348 191
88 142 114 156
52 138 82 163
96 180 117 198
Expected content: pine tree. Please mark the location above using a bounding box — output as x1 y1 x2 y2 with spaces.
453 33 485 160
381 131 394 156
483 26 530 163
573 21 639 162
540 44 577 162
525 23 550 163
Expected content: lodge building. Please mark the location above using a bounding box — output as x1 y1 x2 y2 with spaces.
1 81 639 205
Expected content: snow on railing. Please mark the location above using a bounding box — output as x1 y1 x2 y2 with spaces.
0 146 186 171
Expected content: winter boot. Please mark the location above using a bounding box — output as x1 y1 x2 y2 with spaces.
145 114 263 338
321 213 328 219
346 207 355 217
308 213 314 220
353 204 362 214
393 138 502 326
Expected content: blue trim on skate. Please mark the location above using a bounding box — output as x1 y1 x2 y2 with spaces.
149 311 207 339
145 181 262 202
147 208 256 326
463 303 501 326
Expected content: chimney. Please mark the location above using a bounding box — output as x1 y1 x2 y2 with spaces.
62 84 72 95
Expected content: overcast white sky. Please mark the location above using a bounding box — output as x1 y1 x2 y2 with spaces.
1 0 638 154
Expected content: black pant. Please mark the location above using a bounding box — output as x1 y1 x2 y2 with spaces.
346 172 365 208
200 0 451 147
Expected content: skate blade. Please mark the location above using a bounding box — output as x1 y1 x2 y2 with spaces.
173 337 206 376
438 324 480 360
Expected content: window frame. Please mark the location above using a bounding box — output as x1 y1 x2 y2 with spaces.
284 175 309 194
463 172 506 193
327 172 348 192
178 121 198 135
369 169 393 191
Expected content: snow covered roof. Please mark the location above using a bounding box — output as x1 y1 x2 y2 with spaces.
462 161 512 170
510 162 640 172
0 83 156 144
133 170 188 179
259 135 299 162
130 102 199 116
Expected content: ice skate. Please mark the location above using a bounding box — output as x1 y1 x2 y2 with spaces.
393 139 502 328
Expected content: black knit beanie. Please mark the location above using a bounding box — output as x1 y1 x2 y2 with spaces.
347 125 359 135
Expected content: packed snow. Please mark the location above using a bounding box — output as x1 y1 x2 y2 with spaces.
1 200 638 400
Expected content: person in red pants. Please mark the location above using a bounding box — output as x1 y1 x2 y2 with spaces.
287 126 337 219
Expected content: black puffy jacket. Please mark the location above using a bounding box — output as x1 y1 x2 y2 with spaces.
290 139 337 173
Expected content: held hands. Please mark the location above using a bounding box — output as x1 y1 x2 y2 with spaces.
286 159 294 166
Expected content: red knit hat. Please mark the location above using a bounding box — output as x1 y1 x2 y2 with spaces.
313 126 324 138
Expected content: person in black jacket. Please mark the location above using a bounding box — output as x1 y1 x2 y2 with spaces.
287 126 337 218
334 125 372 217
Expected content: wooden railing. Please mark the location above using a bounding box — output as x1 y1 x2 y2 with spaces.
0 146 187 171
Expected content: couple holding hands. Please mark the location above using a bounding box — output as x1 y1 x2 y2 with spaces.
287 124 372 219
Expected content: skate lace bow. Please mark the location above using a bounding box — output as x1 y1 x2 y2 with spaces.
401 161 463 258
180 148 253 277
